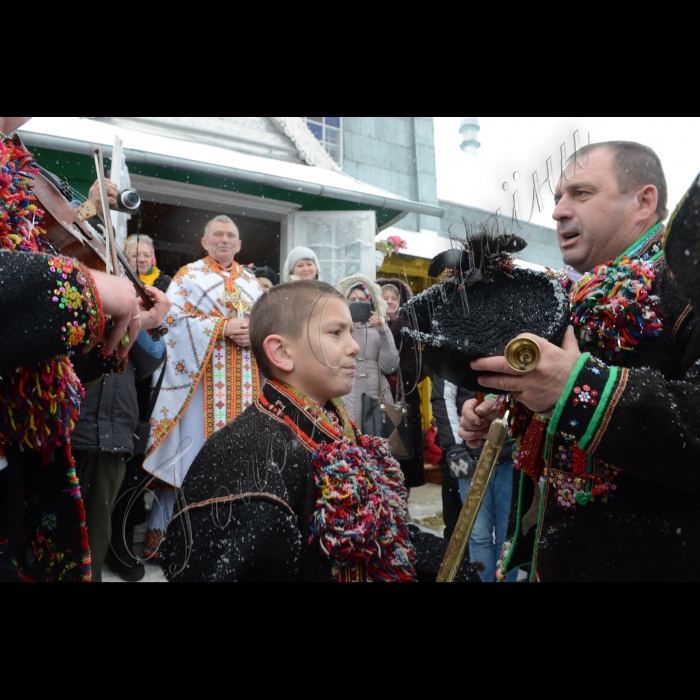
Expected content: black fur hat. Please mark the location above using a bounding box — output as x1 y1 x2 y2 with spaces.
251 266 279 287
403 230 570 392
665 172 700 308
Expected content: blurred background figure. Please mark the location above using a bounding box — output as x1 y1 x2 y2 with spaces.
103 236 173 582
283 247 321 283
337 275 400 432
250 265 279 292
124 234 172 293
379 279 426 490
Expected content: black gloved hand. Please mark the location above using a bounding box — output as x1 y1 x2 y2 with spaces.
446 444 477 481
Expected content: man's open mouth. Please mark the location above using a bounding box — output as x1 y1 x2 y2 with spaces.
561 232 580 246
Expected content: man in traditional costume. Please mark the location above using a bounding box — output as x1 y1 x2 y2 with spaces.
143 215 264 556
461 141 700 582
0 116 164 582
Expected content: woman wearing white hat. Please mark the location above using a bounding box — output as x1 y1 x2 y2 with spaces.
283 247 322 283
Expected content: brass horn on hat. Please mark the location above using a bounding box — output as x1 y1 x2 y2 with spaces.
505 337 541 373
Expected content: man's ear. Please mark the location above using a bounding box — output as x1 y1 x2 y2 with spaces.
201 237 209 253
263 335 294 374
634 185 659 223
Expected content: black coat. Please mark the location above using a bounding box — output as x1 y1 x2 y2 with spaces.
70 338 165 458
161 381 481 583
70 271 171 457
508 262 700 582
0 250 105 582
151 272 172 294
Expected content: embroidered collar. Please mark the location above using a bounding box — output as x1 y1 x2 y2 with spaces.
257 380 357 452
619 222 665 264
205 257 242 280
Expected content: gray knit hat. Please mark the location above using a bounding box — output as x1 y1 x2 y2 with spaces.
283 247 322 283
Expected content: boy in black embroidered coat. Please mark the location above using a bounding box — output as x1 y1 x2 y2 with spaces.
160 281 479 582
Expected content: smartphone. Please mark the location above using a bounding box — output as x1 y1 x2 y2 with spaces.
350 301 372 324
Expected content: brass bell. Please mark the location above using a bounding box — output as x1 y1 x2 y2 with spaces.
505 337 541 373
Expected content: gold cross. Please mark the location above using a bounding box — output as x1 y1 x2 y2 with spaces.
223 288 250 318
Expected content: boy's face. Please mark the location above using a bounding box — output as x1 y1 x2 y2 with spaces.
288 296 360 406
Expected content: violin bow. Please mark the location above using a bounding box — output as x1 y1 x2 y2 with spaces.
94 147 130 346
93 148 120 276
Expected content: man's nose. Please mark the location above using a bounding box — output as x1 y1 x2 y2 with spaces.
552 199 572 223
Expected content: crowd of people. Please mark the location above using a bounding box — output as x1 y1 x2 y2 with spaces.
2 115 700 583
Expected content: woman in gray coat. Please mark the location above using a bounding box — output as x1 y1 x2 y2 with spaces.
337 274 401 428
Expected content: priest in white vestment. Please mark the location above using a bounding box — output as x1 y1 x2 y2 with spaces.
143 215 264 557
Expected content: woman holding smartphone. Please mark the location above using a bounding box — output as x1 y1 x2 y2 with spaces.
337 275 400 428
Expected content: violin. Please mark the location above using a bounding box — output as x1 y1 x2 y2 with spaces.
14 134 155 313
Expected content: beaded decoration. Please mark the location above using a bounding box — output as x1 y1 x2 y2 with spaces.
496 541 512 582
48 256 103 353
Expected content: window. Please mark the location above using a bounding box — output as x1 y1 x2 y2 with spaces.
303 117 342 165
286 211 377 287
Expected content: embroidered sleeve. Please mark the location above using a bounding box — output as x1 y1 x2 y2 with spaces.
47 255 105 356
548 354 629 453
0 251 105 373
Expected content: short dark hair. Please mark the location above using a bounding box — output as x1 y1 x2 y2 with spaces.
570 141 669 220
249 280 344 379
